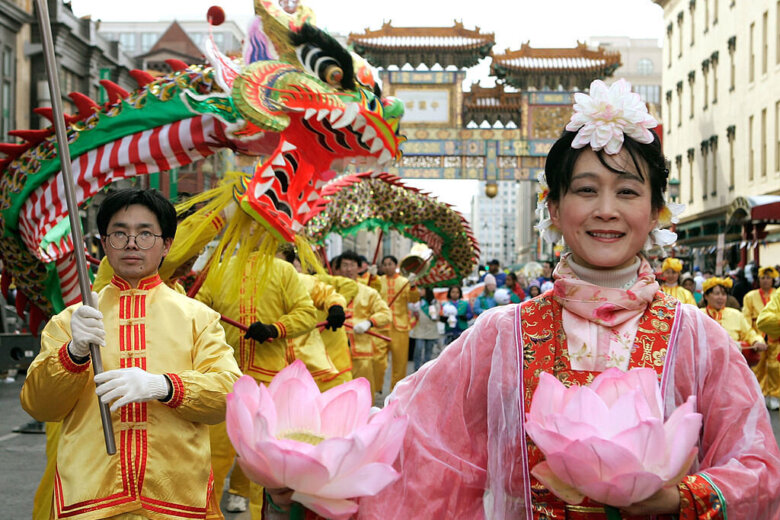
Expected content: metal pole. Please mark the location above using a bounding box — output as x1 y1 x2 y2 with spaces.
33 0 116 455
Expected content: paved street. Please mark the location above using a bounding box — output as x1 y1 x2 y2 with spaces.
2 371 780 519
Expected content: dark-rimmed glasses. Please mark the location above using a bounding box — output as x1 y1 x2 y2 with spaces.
106 231 161 250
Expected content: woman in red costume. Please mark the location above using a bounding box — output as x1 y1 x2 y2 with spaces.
355 79 780 519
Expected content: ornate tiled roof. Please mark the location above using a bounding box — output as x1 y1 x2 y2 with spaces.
462 82 522 126
348 21 495 68
491 42 621 90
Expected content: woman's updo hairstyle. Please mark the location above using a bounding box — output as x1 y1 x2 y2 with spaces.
544 128 669 213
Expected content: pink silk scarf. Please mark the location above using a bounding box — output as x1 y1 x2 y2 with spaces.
552 254 660 371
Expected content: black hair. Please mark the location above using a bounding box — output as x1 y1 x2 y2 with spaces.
277 243 299 264
544 129 669 213
507 271 518 282
382 255 398 265
528 285 541 297
97 188 177 239
488 259 500 266
340 250 361 264
423 287 435 303
358 255 369 265
330 255 342 270
447 286 462 300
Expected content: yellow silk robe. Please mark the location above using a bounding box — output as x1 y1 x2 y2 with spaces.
662 284 697 305
702 306 764 345
196 256 329 383
21 274 240 520
754 288 780 398
378 274 420 332
348 283 391 358
295 273 350 384
744 288 777 337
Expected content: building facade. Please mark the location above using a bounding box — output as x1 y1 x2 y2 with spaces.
655 0 780 271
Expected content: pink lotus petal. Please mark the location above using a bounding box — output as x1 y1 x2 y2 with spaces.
319 379 371 437
292 492 358 520
234 439 284 488
270 377 322 435
609 418 665 468
579 471 663 507
531 461 586 504
317 462 401 498
561 386 610 426
267 359 320 402
543 413 601 442
256 439 332 492
546 437 644 483
525 421 576 454
590 368 658 408
528 373 568 422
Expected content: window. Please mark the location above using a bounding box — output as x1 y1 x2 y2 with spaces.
140 33 158 53
728 36 736 91
678 12 685 57
761 108 767 176
704 0 710 31
666 90 673 132
687 148 696 203
710 136 719 196
711 51 719 103
713 0 719 23
727 125 736 189
118 32 136 51
762 11 768 75
701 59 710 109
749 22 755 82
701 140 710 199
637 58 654 75
690 1 696 46
777 2 780 65
688 71 696 118
635 84 660 104
675 155 683 189
677 81 684 126
667 23 674 66
776 101 780 172
749 115 755 180
0 47 11 141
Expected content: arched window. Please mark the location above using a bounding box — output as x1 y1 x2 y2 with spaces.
637 58 654 75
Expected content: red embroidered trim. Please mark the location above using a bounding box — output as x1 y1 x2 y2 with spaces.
274 321 287 338
677 474 725 519
164 373 185 408
58 343 91 373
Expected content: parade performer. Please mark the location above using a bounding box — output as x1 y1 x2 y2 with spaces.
352 79 780 518
701 276 766 357
332 251 391 395
277 243 352 389
756 268 780 411
21 189 242 520
442 286 472 344
357 254 382 292
660 257 697 305
743 266 780 409
474 273 498 315
377 255 420 390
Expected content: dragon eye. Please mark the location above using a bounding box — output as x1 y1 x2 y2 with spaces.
324 65 344 88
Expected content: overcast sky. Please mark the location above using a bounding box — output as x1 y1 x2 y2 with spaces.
68 0 665 216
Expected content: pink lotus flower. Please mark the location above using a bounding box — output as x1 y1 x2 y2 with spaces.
226 361 408 519
525 368 701 507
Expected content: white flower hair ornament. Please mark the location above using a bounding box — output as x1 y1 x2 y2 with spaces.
535 78 686 248
566 78 658 154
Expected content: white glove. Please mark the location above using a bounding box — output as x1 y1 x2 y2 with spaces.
447 315 457 328
94 367 171 412
428 304 438 320
353 320 372 334
368 265 378 276
407 273 418 284
68 292 105 358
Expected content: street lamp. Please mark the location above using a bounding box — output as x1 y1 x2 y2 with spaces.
668 178 681 202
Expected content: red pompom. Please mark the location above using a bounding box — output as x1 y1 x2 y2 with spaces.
207 5 225 26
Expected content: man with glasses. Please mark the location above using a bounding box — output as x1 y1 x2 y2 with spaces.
21 188 241 520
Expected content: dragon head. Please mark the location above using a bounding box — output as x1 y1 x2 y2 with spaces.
208 2 405 241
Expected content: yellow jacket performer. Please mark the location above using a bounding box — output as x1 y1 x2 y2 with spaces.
21 189 241 520
754 266 780 409
660 257 697 305
332 251 391 395
378 254 420 390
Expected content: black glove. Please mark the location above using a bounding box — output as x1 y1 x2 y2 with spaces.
325 305 346 331
245 322 279 343
439 315 449 323
457 314 467 320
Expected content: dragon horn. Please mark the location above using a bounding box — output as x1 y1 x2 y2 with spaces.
8 129 52 145
129 69 156 87
68 92 100 120
98 80 130 104
166 59 190 72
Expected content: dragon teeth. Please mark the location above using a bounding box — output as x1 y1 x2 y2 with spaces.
281 141 297 152
253 179 274 198
304 108 317 120
316 109 329 121
271 154 286 166
369 137 384 154
297 202 310 214
328 109 343 123
332 103 358 129
377 149 393 167
361 125 377 143
352 114 366 131
261 167 275 178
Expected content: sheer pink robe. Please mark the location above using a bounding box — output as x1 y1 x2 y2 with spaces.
357 301 780 519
